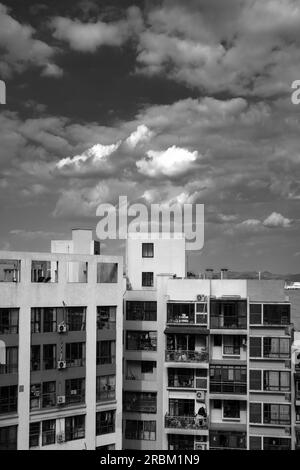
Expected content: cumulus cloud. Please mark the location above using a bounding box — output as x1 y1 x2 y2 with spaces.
51 6 143 52
0 3 60 77
136 145 198 177
263 212 292 228
126 125 154 149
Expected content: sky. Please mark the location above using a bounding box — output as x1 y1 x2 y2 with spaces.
0 0 300 273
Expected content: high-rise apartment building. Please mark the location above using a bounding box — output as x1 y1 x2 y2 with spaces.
0 229 123 450
123 233 294 450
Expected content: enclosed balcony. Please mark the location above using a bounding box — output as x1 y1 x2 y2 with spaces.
123 391 157 413
165 333 208 364
165 398 208 433
165 414 208 430
210 365 247 395
210 299 247 330
166 302 208 328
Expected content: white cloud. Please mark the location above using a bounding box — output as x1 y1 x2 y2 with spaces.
126 125 153 148
0 3 59 77
136 145 198 177
56 142 120 172
263 212 292 228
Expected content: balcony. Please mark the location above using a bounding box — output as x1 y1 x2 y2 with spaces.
168 374 195 388
0 363 18 374
210 315 246 329
124 399 157 413
165 414 208 430
165 349 208 363
210 381 247 394
96 389 116 402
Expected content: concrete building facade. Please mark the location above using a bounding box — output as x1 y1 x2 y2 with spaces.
0 230 123 450
123 234 294 450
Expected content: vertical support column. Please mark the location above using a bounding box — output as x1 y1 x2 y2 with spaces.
115 257 123 450
85 259 97 449
17 258 31 449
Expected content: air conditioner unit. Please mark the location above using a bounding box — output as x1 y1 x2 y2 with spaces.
196 294 206 302
57 321 67 333
284 427 291 435
194 442 207 450
57 360 67 370
196 390 205 402
57 395 66 405
295 351 300 368
57 433 65 443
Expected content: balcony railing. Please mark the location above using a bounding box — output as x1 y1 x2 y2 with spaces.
66 358 85 368
97 355 116 365
124 399 157 413
165 414 208 430
165 349 208 363
96 389 116 402
168 375 195 388
210 381 247 394
0 363 18 374
0 397 18 414
42 430 56 446
210 316 247 329
65 428 85 441
167 313 195 324
97 320 116 330
96 424 115 435
65 393 85 405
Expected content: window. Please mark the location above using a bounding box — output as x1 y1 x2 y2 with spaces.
168 434 194 450
0 346 18 374
42 382 56 408
97 340 116 365
66 307 86 331
0 425 17 450
0 385 18 414
169 398 194 416
31 345 41 371
125 420 156 441
0 308 19 334
42 420 56 446
210 300 247 329
250 337 261 357
168 369 194 388
263 437 291 450
263 404 290 425
142 272 153 287
263 304 290 325
126 331 157 351
250 370 261 390
31 308 58 333
65 378 85 405
97 263 118 283
141 361 156 374
126 301 157 321
223 401 240 419
43 308 57 333
210 431 246 449
31 260 58 283
210 365 247 394
263 370 290 392
30 384 41 410
65 415 85 441
96 375 116 402
66 342 85 367
250 436 262 450
67 261 88 283
97 306 116 330
124 392 157 413
43 344 56 370
250 403 261 423
214 335 222 347
0 259 20 282
96 410 115 435
167 303 194 324
263 337 290 358
250 304 262 325
142 243 154 258
223 336 240 355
